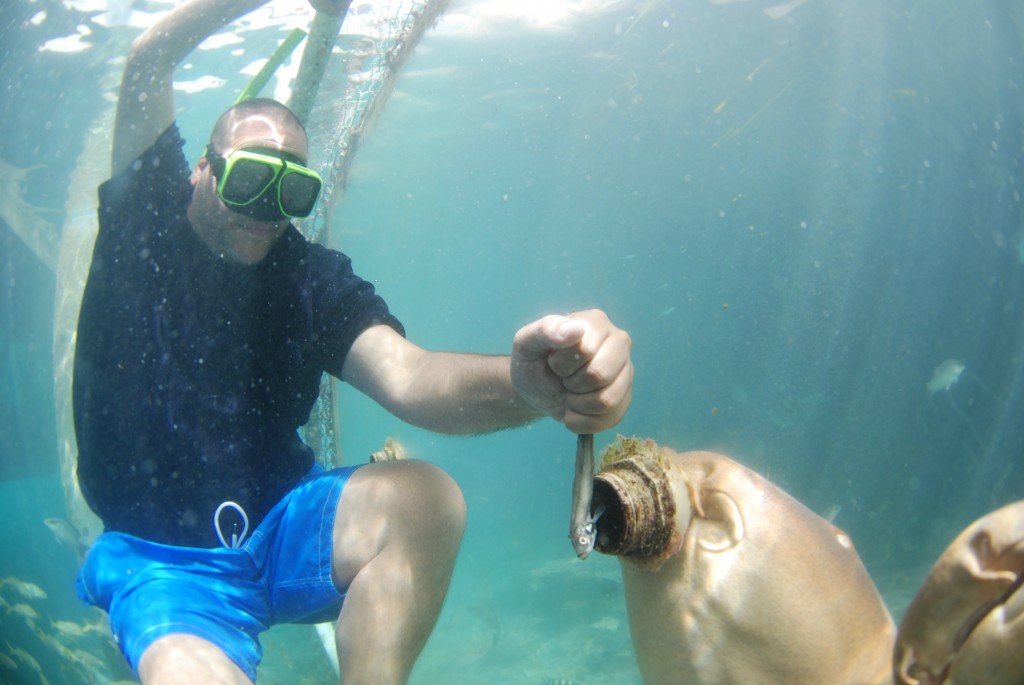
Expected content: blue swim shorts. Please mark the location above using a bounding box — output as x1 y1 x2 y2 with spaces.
75 464 362 681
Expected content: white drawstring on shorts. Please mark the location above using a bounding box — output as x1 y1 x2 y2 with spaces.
214 501 250 548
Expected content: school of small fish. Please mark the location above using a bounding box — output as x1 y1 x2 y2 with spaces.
0 574 123 685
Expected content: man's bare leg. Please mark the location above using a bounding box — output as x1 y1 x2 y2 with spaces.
331 460 467 685
138 634 252 685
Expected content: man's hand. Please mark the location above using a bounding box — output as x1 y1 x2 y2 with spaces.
510 309 633 434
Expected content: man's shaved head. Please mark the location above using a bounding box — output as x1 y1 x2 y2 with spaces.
209 98 307 158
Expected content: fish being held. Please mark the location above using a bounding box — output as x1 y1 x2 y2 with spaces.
926 358 964 393
569 433 600 559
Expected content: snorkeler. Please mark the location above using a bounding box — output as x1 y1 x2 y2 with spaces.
71 0 633 683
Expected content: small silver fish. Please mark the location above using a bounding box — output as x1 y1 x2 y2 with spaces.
0 577 47 601
569 434 599 559
926 359 964 394
36 631 75 663
7 643 43 679
50 618 106 640
44 517 88 558
8 603 41 622
68 647 106 672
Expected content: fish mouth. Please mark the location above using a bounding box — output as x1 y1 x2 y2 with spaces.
592 455 675 558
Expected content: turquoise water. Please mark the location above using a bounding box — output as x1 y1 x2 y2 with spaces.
2 0 1023 683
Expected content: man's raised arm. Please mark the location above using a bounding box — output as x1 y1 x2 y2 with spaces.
111 0 270 174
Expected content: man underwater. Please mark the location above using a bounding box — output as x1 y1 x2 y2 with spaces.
71 0 634 683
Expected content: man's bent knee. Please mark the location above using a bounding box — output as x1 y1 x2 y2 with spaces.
138 634 252 685
331 460 466 589
399 460 467 533
331 461 466 683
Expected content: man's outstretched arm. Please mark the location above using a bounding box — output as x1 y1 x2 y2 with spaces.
341 309 633 436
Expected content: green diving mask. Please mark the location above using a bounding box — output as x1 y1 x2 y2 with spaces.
206 146 323 221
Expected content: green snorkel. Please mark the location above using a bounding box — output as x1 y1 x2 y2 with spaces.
235 2 354 124
235 27 308 104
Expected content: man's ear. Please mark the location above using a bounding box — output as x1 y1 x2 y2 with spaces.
191 156 208 187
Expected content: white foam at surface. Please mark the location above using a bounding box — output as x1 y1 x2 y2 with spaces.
39 28 93 54
173 74 229 94
199 31 246 51
434 0 641 36
61 0 110 13
91 8 165 29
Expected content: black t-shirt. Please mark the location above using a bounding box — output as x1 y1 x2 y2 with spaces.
73 124 402 547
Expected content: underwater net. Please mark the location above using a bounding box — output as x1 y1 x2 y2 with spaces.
294 0 448 472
